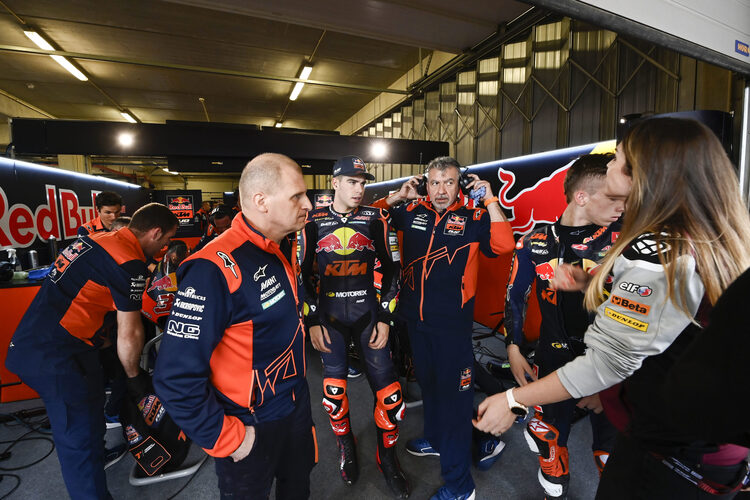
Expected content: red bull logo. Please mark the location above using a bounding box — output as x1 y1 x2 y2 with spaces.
535 260 558 281
497 163 571 235
147 273 176 293
315 194 333 207
171 196 189 204
496 141 616 235
316 227 375 255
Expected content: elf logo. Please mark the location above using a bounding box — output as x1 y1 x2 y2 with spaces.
610 295 650 315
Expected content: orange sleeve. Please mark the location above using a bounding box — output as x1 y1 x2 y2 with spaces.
202 414 246 457
490 221 515 255
371 198 391 210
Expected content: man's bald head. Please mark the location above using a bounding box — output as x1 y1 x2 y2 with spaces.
239 153 300 201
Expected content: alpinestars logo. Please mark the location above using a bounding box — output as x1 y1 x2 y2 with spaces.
216 251 238 278
254 265 267 281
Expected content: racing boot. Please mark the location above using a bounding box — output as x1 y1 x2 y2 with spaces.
524 412 570 499
376 427 410 498
337 431 359 485
322 378 359 485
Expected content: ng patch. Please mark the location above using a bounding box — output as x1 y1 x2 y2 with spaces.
605 307 648 332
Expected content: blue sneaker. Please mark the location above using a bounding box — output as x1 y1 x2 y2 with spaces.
406 438 439 457
476 438 506 471
347 365 362 379
430 486 476 500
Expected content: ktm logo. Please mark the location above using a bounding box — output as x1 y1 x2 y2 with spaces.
541 288 557 305
530 233 547 240
324 260 367 276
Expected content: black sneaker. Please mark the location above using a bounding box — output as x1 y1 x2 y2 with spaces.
337 432 359 485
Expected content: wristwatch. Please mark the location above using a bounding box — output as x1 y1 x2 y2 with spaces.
506 388 529 417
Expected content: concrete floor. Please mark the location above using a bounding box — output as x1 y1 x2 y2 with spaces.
0 325 603 499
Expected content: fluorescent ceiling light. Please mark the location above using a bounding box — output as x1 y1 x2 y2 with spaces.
275 121 283 128
289 82 305 101
24 30 88 81
23 31 54 50
120 111 137 123
163 167 179 176
289 65 313 101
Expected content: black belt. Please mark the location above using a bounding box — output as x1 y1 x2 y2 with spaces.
653 453 750 496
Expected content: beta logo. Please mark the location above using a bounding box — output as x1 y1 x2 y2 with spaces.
618 282 652 297
610 295 650 315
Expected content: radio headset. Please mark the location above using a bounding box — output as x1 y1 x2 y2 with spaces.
416 167 472 196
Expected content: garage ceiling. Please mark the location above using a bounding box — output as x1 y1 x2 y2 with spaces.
0 0 532 131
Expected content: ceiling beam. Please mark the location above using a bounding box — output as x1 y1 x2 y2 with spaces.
0 43 410 95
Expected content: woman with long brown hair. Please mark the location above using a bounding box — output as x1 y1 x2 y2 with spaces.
475 117 750 498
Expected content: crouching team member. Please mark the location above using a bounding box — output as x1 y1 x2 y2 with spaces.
505 154 622 499
374 157 515 500
300 156 408 498
154 153 316 499
6 203 177 500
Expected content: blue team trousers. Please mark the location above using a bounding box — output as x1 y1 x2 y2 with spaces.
408 319 475 495
20 350 111 500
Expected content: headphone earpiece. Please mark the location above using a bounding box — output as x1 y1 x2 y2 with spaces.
417 168 472 197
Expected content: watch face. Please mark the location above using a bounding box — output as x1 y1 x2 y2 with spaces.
511 406 528 417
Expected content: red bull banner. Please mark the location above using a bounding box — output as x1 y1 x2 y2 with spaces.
0 157 148 261
363 140 616 335
151 190 203 238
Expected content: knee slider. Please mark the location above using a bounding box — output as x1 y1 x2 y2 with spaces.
593 450 609 476
525 412 561 460
374 382 405 431
322 378 349 421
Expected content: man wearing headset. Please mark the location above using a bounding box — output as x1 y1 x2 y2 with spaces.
373 156 514 500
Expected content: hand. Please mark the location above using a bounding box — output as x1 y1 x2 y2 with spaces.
466 174 495 201
368 322 390 350
550 263 590 291
507 344 537 386
577 393 604 414
473 392 517 436
388 176 422 205
230 426 256 462
309 325 332 353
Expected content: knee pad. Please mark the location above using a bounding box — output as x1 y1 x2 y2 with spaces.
525 413 570 480
374 381 405 432
322 378 350 435
593 450 609 476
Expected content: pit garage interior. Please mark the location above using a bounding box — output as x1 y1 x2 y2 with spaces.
0 0 748 499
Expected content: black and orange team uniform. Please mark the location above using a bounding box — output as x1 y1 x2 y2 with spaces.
300 204 408 494
6 229 148 500
373 194 514 498
78 215 110 236
153 213 316 499
505 220 621 498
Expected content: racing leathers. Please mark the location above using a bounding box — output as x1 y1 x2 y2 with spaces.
505 221 621 498
300 204 406 492
153 213 316 497
373 193 514 497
